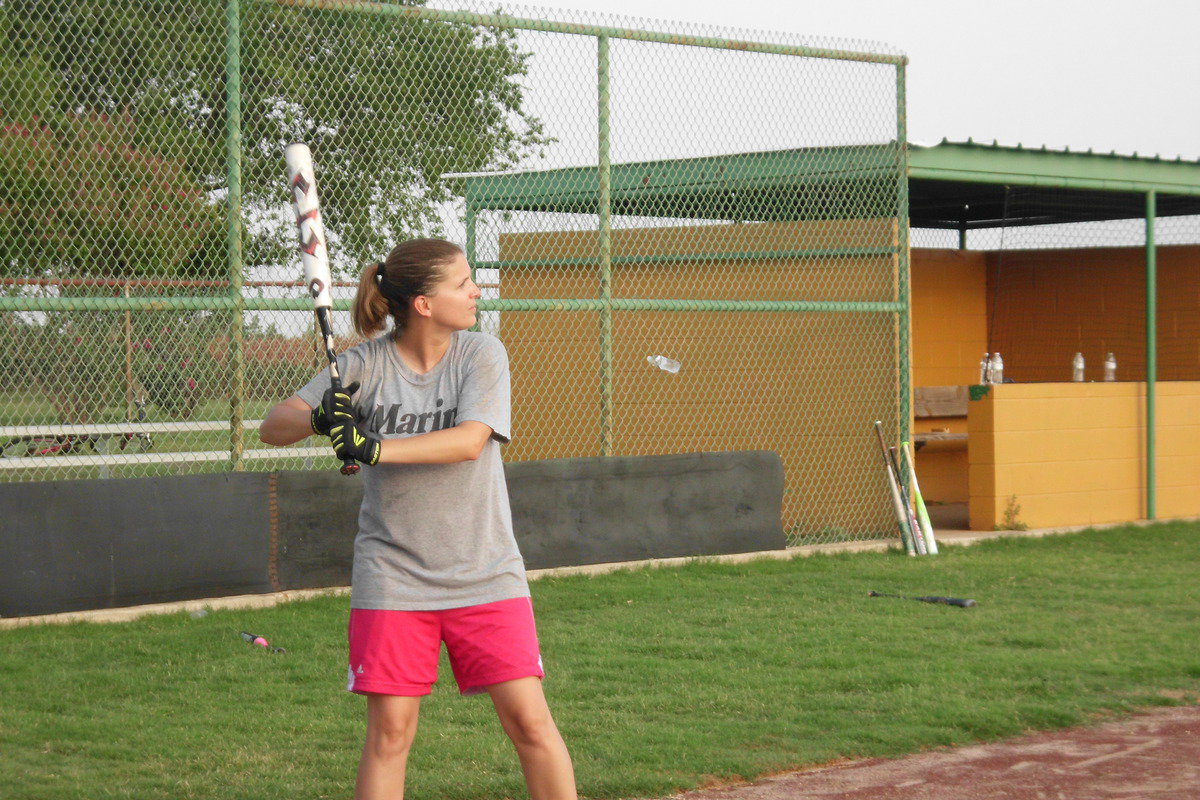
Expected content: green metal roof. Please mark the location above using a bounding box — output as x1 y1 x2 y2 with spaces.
453 140 1200 228
908 140 1200 229
455 144 901 222
910 139 1200 193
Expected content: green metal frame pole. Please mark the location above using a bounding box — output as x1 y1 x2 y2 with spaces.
1145 190 1157 519
597 34 614 457
0 296 905 314
465 203 478 277
465 201 480 332
225 0 246 471
269 0 905 65
896 63 911 450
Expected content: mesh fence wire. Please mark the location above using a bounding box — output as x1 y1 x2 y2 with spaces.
0 0 908 545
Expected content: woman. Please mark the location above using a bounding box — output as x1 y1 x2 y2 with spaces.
260 238 576 800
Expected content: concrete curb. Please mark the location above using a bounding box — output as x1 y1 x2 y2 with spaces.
3 514 1195 629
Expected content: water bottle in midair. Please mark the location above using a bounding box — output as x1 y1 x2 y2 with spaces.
646 355 681 374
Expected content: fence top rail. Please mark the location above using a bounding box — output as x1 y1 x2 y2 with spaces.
267 0 908 66
0 447 326 470
0 421 266 437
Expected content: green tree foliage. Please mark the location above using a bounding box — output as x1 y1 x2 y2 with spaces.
0 1 547 421
0 111 221 278
2 0 548 272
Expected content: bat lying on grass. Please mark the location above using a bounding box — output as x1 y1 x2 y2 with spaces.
868 591 977 608
284 142 358 476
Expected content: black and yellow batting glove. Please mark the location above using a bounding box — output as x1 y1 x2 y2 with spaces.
311 381 360 437
330 420 381 466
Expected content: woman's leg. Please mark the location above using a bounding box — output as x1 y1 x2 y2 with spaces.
356 694 422 800
487 677 577 800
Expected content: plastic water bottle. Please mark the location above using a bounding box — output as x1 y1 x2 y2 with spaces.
647 355 681 374
1072 352 1085 382
1104 352 1117 381
979 353 990 385
989 352 1003 384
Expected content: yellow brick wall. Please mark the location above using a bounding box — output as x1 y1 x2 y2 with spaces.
497 220 901 535
911 248 989 386
986 245 1200 382
909 248 988 503
967 382 1200 530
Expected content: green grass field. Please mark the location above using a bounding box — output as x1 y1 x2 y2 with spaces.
3 522 1199 800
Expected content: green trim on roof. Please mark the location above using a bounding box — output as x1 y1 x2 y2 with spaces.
459 144 899 215
909 141 1200 196
453 140 1200 220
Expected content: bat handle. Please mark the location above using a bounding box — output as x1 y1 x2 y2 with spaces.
329 373 359 477
315 309 360 477
330 379 359 476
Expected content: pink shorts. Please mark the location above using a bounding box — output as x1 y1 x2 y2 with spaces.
347 596 544 696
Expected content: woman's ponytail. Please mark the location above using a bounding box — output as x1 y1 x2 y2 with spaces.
351 261 392 338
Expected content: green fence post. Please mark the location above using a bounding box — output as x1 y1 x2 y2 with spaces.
1145 190 1157 519
465 199 481 333
597 34 614 457
226 0 246 471
465 202 478 278
896 62 911 449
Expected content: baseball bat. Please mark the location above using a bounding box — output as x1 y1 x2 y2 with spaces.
868 591 976 608
284 142 358 476
901 441 939 555
873 421 916 556
889 444 927 555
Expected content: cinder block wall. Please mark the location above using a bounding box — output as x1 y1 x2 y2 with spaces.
967 382 1200 530
986 245 1200 383
497 220 901 535
911 248 990 387
910 249 988 503
910 244 1200 508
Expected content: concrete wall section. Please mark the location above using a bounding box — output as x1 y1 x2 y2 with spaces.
0 473 272 617
270 471 362 591
508 451 786 569
1154 382 1200 520
908 248 988 504
1 451 786 618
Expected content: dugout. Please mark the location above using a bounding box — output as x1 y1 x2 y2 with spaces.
456 139 1200 532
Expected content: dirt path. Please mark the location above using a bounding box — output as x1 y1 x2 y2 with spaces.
669 705 1200 800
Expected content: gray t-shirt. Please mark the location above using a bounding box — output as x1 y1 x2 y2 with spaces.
296 330 529 611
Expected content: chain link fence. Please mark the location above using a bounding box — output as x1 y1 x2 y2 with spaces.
0 0 908 544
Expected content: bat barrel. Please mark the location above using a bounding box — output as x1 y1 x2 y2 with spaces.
284 142 334 310
287 144 356 478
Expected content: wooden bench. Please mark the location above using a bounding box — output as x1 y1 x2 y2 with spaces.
913 386 969 450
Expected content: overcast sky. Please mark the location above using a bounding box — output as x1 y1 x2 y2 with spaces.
530 0 1200 161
